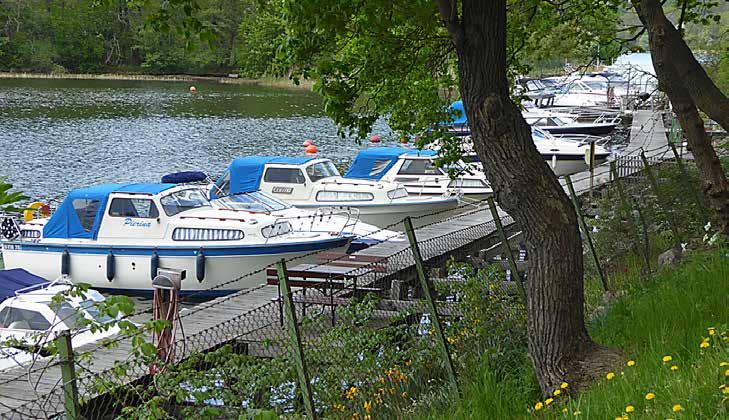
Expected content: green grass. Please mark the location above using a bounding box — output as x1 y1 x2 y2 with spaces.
423 247 729 419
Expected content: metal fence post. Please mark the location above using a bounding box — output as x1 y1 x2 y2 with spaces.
486 198 527 303
640 151 683 247
403 217 458 393
57 330 80 420
669 143 709 226
610 162 651 275
276 260 316 419
564 176 609 292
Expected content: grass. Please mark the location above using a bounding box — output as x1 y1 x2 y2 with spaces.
422 246 729 419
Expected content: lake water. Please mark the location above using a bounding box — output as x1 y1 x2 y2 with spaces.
0 78 393 203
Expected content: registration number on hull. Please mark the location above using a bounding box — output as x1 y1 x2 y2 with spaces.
272 186 294 194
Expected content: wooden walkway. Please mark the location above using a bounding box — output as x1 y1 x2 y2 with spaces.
0 110 670 418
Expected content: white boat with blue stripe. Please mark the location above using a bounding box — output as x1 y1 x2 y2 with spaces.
1 183 352 296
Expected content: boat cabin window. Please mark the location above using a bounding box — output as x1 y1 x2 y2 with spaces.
306 161 340 182
217 191 291 212
583 81 607 90
50 302 87 330
72 199 100 232
109 198 160 219
532 127 550 142
0 307 51 331
212 171 231 197
160 188 211 217
264 167 306 184
316 191 374 202
369 160 392 178
398 159 445 176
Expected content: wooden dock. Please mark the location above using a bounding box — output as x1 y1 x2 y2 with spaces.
0 110 671 419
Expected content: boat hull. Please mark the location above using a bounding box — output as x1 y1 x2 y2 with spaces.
544 154 609 176
541 124 616 136
1 238 350 296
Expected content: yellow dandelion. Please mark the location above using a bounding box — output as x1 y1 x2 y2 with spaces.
662 355 672 363
573 411 582 416
724 369 729 377
700 340 710 349
554 389 562 396
363 401 372 414
562 407 568 413
561 382 569 389
672 404 683 412
401 391 408 398
720 362 729 367
722 387 729 395
625 405 634 413
534 401 543 411
364 416 371 420
627 360 636 367
545 397 554 405
606 372 615 380
645 392 656 400
708 328 716 336
671 365 679 371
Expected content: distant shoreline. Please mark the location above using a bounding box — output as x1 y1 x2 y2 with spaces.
0 72 313 91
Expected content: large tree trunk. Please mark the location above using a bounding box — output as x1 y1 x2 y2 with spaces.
636 0 729 132
634 0 729 234
438 0 619 394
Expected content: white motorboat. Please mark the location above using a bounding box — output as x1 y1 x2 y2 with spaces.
522 109 620 136
210 190 405 249
551 78 614 108
1 183 353 295
0 269 122 371
210 157 460 230
343 148 493 203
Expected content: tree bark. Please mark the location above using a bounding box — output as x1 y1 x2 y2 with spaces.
636 0 729 132
634 0 729 234
438 0 619 394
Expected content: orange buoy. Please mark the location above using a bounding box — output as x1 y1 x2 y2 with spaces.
303 139 313 147
305 145 318 154
190 86 197 93
370 134 381 143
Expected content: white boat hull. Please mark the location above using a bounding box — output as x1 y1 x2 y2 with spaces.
1 238 350 296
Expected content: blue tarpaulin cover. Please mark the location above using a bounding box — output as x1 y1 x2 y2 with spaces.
43 183 176 240
213 156 316 198
344 147 437 180
447 100 467 126
0 269 48 300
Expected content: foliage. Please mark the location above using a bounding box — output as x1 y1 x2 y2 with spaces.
0 178 27 212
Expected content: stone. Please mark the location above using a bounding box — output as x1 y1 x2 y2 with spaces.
657 247 683 267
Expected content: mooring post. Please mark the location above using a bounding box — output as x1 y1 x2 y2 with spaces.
589 142 596 200
57 330 80 420
564 176 609 292
640 151 683 247
669 143 709 226
403 217 458 393
276 259 316 419
610 162 651 275
486 198 527 303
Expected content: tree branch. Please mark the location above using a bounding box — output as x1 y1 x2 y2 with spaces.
677 0 687 32
436 0 464 48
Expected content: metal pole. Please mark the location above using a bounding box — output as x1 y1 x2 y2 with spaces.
669 143 708 226
589 142 596 200
403 217 458 393
564 176 609 292
486 198 527 303
57 330 80 420
276 260 316 419
610 162 651 275
640 151 683 247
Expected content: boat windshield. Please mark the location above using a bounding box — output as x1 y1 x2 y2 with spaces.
398 159 445 176
217 191 292 212
532 127 551 142
160 188 211 216
583 80 608 90
306 161 340 182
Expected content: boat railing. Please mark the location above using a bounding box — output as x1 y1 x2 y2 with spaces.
12 276 73 298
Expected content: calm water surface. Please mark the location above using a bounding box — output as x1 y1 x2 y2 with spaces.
0 78 393 203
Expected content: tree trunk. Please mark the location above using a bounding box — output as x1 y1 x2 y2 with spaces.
438 0 620 394
636 0 729 132
634 0 729 234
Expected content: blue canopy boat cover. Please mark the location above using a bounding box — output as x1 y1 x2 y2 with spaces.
43 183 176 240
448 100 467 127
0 269 48 300
212 156 316 198
344 147 437 180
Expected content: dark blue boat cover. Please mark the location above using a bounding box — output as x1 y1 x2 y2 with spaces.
161 171 208 184
43 183 177 240
343 147 437 180
0 269 48 300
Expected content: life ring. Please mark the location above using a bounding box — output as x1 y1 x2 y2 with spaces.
23 202 51 222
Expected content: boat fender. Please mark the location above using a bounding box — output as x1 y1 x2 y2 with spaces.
150 250 160 280
61 249 71 276
196 248 205 282
106 250 115 282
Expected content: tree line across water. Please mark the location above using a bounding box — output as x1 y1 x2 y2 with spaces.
0 0 282 77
